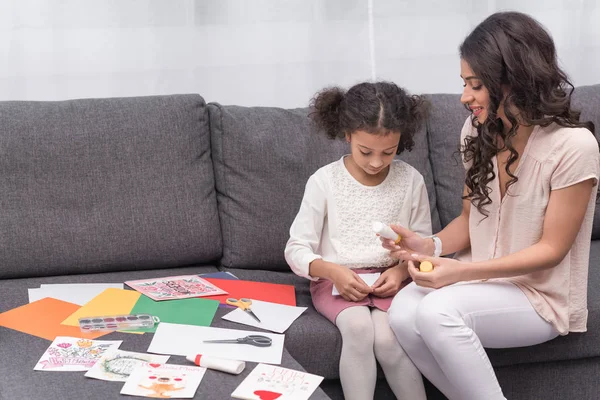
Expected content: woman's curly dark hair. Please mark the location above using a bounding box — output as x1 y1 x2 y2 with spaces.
459 11 595 216
309 81 428 155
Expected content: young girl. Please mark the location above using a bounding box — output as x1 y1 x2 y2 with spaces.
383 12 600 400
285 82 431 400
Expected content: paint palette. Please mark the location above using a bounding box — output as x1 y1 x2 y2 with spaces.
78 314 159 332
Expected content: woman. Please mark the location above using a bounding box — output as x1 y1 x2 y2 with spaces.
383 11 600 400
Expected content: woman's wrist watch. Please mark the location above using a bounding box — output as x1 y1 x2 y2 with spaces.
426 235 442 257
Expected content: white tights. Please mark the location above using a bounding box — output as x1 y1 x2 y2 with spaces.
388 281 559 400
335 306 426 400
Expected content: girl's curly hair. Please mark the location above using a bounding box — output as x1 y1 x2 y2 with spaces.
459 11 595 216
309 81 428 155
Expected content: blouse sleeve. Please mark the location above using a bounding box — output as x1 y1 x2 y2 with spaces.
409 171 433 238
284 171 327 281
550 129 600 190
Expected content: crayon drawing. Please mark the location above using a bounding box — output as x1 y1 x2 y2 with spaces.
34 337 122 372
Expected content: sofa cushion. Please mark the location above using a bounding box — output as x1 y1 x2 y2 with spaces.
208 104 440 271
571 84 600 239
0 265 332 400
425 94 470 228
487 239 600 367
0 95 222 279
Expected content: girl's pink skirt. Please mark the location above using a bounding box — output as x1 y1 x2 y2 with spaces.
310 267 409 325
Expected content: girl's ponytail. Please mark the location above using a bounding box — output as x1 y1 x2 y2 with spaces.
309 87 346 139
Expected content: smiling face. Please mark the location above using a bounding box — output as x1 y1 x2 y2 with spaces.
460 59 493 123
346 129 400 179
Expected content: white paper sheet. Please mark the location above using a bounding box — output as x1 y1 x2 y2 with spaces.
30 283 124 305
221 300 307 333
85 350 170 382
148 323 284 365
332 273 381 296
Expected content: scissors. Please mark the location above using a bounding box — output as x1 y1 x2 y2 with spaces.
203 335 272 347
226 298 261 323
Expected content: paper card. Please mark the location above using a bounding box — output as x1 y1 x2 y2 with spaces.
332 273 381 296
85 350 170 382
125 275 227 301
231 363 324 400
202 278 297 306
148 323 284 365
125 296 219 333
222 300 307 333
61 288 141 327
29 283 123 306
34 336 122 371
0 298 107 341
121 363 206 398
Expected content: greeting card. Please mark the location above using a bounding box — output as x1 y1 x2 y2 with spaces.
34 336 122 371
125 275 227 301
231 364 323 400
121 363 206 398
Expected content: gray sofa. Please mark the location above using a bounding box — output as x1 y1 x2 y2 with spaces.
1 85 599 400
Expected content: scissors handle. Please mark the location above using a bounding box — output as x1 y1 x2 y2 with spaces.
245 335 272 347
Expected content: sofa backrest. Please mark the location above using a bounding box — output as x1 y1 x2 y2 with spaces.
426 84 600 238
208 103 440 272
0 94 221 279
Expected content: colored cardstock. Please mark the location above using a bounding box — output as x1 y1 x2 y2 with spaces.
125 295 219 333
202 279 296 306
61 288 141 327
0 298 107 341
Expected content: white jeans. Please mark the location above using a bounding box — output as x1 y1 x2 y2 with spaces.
388 281 559 400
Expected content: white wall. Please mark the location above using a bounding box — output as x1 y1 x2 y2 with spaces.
1 0 598 107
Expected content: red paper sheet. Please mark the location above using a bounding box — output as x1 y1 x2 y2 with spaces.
203 278 296 306
0 298 107 341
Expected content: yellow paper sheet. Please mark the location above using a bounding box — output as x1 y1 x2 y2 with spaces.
61 288 141 327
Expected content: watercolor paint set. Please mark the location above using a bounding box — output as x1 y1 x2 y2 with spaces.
78 314 159 332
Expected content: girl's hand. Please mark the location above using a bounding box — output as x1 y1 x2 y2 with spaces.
371 264 409 298
330 265 373 302
380 225 434 260
407 254 467 289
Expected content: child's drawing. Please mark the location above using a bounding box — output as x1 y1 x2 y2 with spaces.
34 337 122 371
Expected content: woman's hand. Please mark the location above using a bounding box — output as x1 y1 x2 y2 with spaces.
380 225 434 260
329 264 373 302
371 264 409 298
407 254 467 289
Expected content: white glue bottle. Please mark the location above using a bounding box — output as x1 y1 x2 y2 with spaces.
372 221 402 244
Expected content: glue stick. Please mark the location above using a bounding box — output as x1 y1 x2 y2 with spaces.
372 221 402 244
186 354 245 375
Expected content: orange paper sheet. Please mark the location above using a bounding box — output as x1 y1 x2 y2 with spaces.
61 288 141 327
0 298 106 341
203 278 296 306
